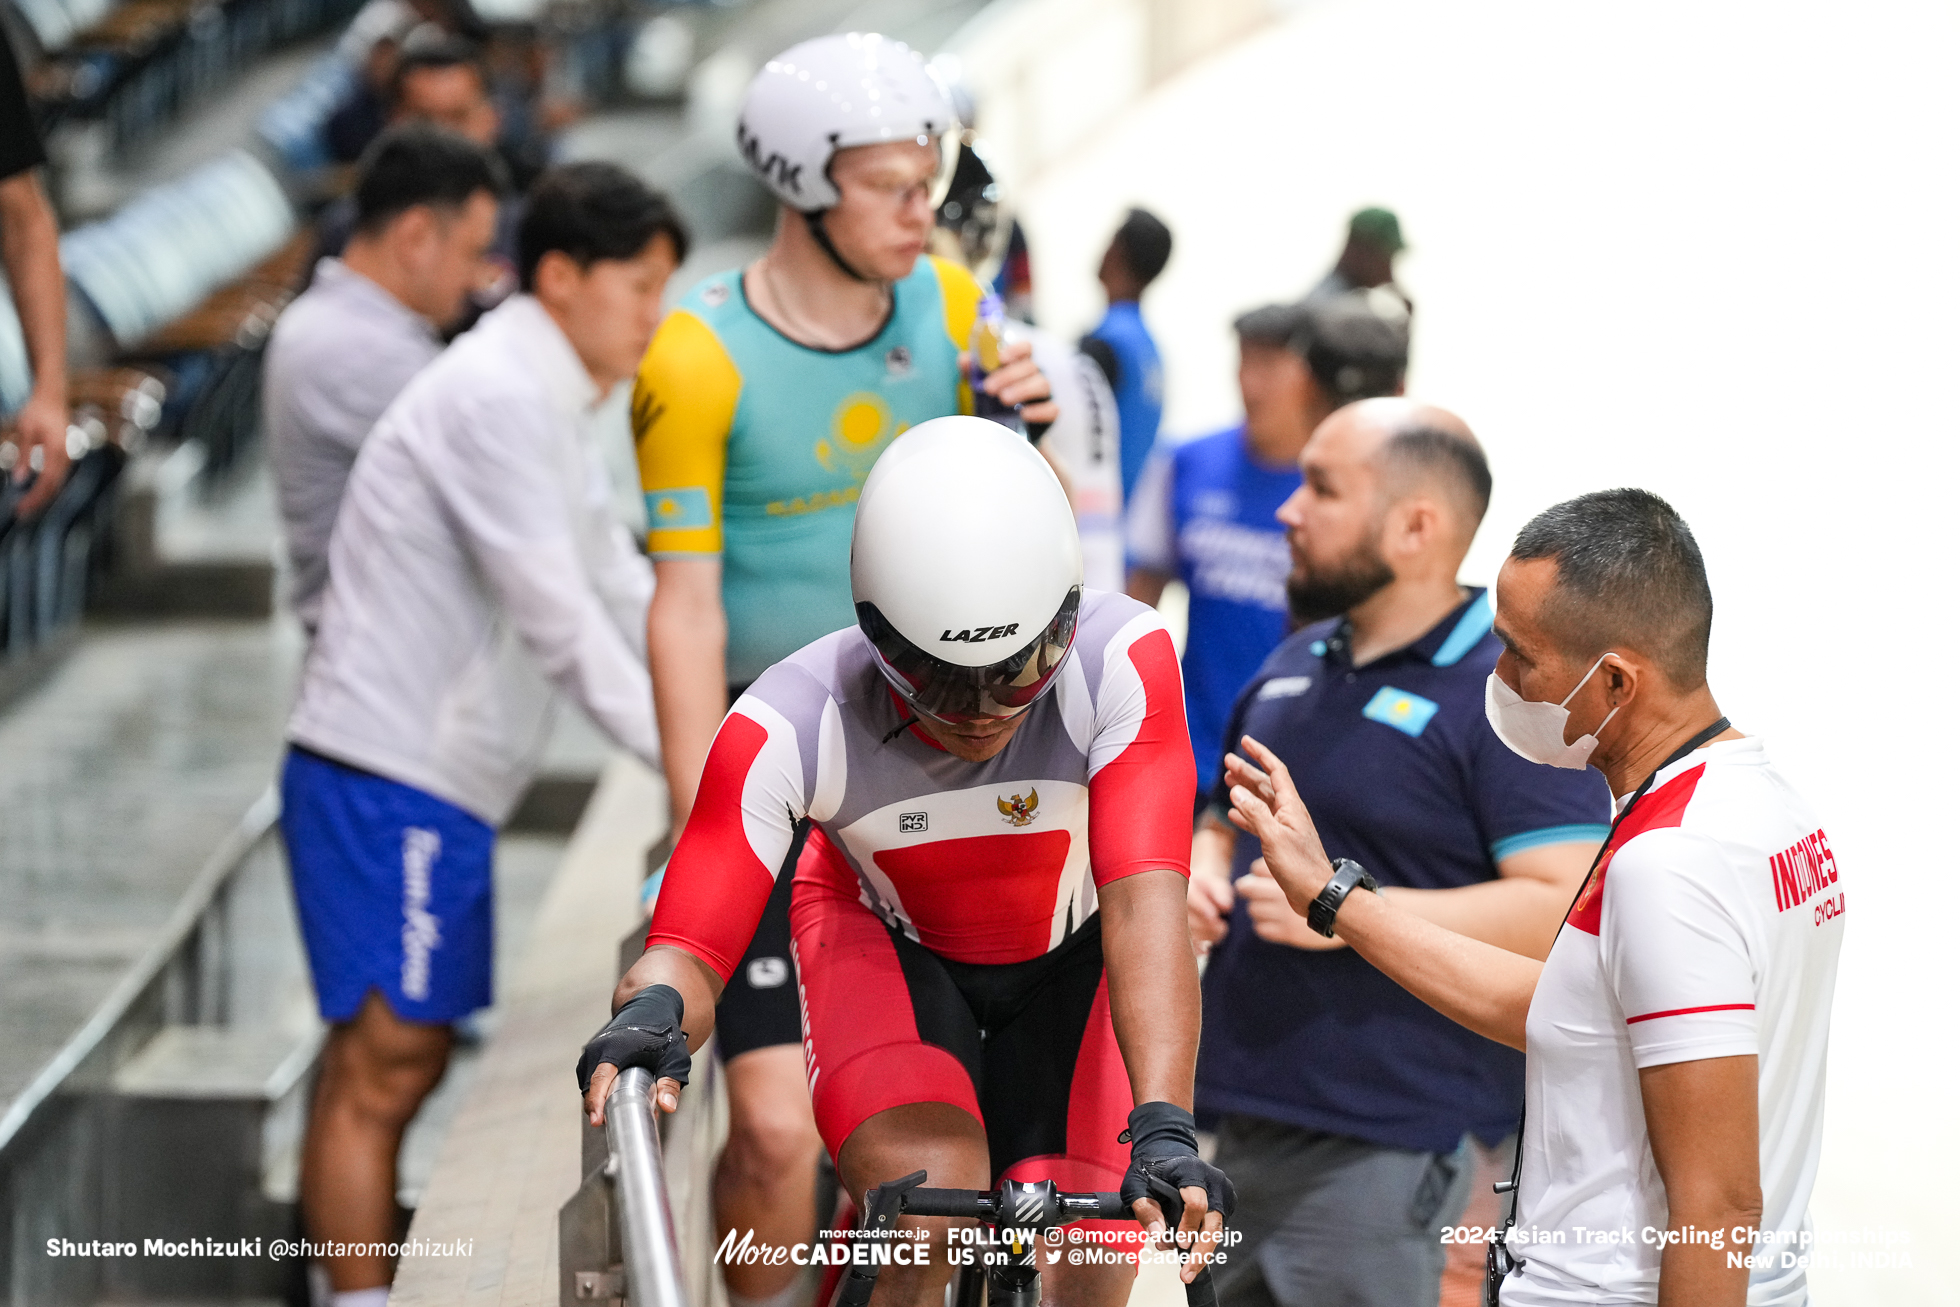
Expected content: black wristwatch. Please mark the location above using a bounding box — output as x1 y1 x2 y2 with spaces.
1306 858 1378 937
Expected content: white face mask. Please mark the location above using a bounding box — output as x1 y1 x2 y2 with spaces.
1484 652 1621 770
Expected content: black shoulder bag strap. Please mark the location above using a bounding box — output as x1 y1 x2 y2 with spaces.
1484 716 1730 1307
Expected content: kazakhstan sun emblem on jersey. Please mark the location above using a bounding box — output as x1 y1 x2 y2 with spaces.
814 392 898 483
997 787 1039 827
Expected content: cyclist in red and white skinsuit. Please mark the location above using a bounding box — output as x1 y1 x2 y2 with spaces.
581 417 1232 1307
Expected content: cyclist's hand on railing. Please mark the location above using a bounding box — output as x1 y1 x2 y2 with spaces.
577 983 693 1124
1120 1103 1236 1284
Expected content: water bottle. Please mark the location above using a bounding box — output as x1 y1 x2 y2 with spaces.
968 292 1026 435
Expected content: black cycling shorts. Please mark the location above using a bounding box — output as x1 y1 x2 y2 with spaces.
791 843 1131 1188
714 820 807 1060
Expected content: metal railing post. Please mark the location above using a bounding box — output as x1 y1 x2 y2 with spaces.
604 1068 690 1307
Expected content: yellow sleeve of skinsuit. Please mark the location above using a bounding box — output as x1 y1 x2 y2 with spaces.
633 308 741 556
931 256 983 417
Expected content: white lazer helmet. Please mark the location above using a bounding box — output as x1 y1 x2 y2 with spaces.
737 32 958 213
852 417 1083 724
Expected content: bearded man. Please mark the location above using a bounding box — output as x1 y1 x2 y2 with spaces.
1183 399 1612 1307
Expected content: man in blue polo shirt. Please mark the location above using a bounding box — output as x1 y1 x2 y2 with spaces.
1187 398 1610 1307
1128 292 1410 792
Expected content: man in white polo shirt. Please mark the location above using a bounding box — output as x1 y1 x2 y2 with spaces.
1222 488 1842 1306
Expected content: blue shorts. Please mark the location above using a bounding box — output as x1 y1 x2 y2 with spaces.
280 746 496 1024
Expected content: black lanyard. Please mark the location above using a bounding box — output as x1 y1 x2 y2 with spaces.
1485 716 1731 1305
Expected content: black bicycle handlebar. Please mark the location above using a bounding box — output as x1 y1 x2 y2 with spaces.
841 1172 1217 1307
886 1186 991 1220
896 1187 1129 1221
1074 1192 1132 1221
1187 1262 1219 1307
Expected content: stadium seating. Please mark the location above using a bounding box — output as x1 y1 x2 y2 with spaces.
23 0 364 158
61 149 296 348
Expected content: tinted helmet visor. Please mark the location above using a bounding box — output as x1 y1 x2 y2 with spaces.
856 587 1081 725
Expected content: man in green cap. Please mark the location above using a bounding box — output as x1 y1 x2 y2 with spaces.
1308 206 1412 315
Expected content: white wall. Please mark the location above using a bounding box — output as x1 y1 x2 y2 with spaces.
948 0 1279 222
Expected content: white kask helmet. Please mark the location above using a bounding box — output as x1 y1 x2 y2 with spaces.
852 417 1084 724
737 32 958 213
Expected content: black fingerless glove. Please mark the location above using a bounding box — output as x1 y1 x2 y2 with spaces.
1118 1101 1236 1226
574 984 693 1093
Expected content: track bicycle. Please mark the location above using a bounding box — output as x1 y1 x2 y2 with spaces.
836 1169 1221 1307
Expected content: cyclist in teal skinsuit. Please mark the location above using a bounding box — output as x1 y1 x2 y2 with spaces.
634 253 985 683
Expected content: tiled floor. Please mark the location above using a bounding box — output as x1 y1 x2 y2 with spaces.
395 833 571 1210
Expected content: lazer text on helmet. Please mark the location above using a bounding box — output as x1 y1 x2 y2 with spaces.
940 623 1020 643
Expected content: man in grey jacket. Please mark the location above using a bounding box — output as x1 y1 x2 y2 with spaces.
263 125 503 635
280 162 684 1307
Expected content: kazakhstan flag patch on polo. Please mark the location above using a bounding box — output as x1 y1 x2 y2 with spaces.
645 487 713 531
1362 686 1440 737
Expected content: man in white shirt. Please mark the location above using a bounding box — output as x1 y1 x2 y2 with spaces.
280 162 685 1307
1023 330 1123 590
1223 488 1843 1307
264 125 504 635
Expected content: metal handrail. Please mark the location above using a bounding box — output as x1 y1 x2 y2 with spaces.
605 1068 691 1307
0 784 280 1153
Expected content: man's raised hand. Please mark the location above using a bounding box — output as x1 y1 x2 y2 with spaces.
1224 736 1338 914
